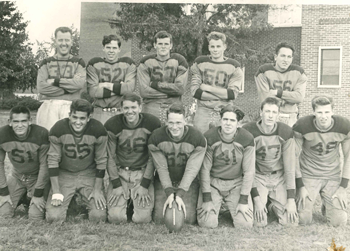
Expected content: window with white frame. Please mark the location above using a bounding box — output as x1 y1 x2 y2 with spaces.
318 47 342 88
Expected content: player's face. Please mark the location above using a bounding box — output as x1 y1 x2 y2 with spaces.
9 113 31 137
55 31 72 57
314 104 333 129
260 104 279 126
167 113 186 139
69 111 90 133
220 112 238 135
122 100 142 126
274 47 293 71
154 38 172 58
208 39 226 61
103 40 120 62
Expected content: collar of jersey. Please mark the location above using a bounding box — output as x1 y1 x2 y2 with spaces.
54 54 73 61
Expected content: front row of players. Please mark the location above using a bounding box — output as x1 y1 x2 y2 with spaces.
0 93 349 230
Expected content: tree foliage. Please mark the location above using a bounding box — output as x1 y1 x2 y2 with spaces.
114 3 273 65
0 1 37 97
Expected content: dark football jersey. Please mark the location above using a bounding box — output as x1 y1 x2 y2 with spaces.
87 57 136 108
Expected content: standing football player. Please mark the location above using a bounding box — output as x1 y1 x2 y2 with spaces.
138 31 189 124
87 35 137 125
197 104 255 228
191 31 243 133
0 106 50 219
45 99 107 223
37 26 86 130
255 42 307 127
148 103 206 226
243 97 298 227
104 92 161 224
294 96 350 227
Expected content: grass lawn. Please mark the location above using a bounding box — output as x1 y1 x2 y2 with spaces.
0 111 349 250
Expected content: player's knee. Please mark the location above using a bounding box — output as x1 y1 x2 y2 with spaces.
132 208 152 224
234 213 253 228
107 206 127 224
0 203 14 219
28 205 45 221
46 210 66 223
198 214 218 229
298 209 312 225
89 209 106 223
254 218 267 228
328 210 347 227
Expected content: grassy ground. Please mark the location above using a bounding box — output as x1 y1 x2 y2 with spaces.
1 112 350 251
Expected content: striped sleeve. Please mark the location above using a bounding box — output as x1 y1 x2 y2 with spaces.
37 60 66 97
87 61 109 99
254 69 271 103
280 72 307 104
58 59 86 93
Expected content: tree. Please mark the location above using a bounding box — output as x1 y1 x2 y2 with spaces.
113 3 273 65
0 1 37 98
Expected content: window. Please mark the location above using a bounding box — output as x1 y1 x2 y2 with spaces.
318 47 342 88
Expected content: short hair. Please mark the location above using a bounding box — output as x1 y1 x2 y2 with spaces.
275 42 295 55
9 105 31 120
54 27 72 38
102 34 122 48
167 102 185 118
207 31 226 44
121 92 142 106
220 104 245 122
311 95 334 111
260 97 281 111
154 31 173 44
70 99 94 117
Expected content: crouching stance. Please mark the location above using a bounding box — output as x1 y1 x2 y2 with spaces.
294 96 350 227
243 97 298 227
46 99 107 223
197 105 255 228
0 106 50 220
104 93 161 224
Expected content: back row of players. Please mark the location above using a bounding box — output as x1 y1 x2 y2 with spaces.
0 26 348 229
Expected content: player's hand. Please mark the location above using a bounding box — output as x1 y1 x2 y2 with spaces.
296 186 312 210
31 196 46 212
133 186 151 208
47 79 55 84
236 203 253 222
163 193 175 217
174 196 187 219
253 196 267 223
51 193 64 207
197 201 217 222
108 186 127 207
0 195 13 208
284 198 298 223
99 82 114 91
332 186 347 210
88 188 106 210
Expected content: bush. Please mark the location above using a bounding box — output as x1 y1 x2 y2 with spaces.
0 97 42 110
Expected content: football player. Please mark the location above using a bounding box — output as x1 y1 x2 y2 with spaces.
148 102 206 226
138 31 189 124
0 106 50 219
45 99 107 223
37 26 86 130
243 97 298 227
197 104 255 228
294 96 350 227
104 92 161 224
255 42 307 127
191 31 243 133
87 35 137 125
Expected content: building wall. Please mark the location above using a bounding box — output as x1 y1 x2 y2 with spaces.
300 5 350 120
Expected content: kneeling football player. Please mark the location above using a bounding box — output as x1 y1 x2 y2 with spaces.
0 106 50 220
46 99 107 223
148 103 206 227
243 97 298 227
104 92 161 224
197 104 255 228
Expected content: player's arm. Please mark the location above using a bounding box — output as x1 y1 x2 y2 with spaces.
56 59 86 93
277 73 307 104
138 62 168 99
190 63 219 101
106 131 121 188
37 61 66 97
87 63 111 99
255 69 275 103
0 148 12 207
119 63 137 95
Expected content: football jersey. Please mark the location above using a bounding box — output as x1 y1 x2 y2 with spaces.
190 56 243 109
0 124 49 197
243 121 295 195
37 54 86 101
293 115 350 188
137 53 189 104
200 127 255 204
87 57 136 108
104 113 161 189
48 118 108 177
255 64 307 114
148 125 206 198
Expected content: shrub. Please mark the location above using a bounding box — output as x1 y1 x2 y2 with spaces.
0 97 42 110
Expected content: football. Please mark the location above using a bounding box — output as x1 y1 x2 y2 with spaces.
164 201 185 233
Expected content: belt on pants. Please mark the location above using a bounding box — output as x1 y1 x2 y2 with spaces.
120 166 144 171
